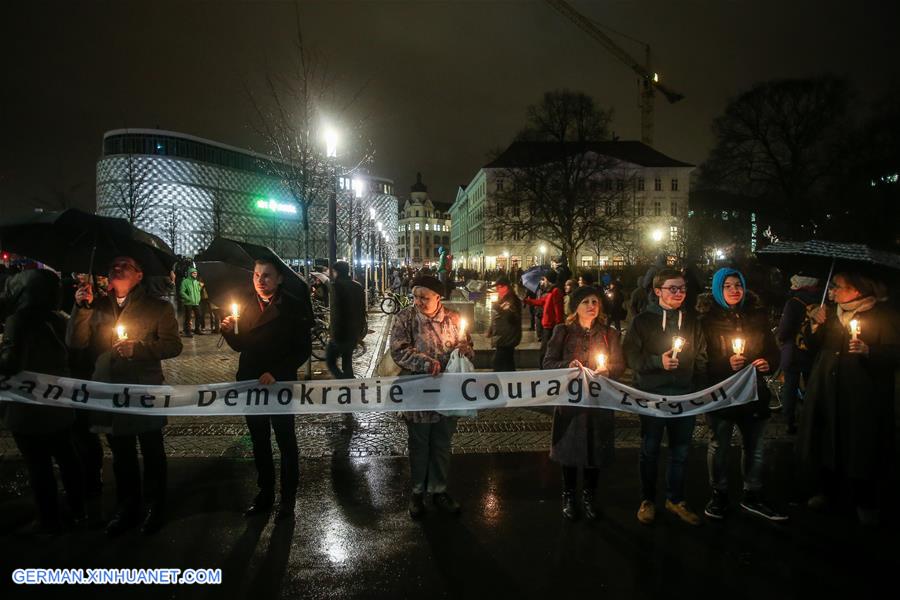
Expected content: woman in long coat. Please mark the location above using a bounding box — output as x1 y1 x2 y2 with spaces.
543 286 625 520
0 269 84 533
798 271 900 525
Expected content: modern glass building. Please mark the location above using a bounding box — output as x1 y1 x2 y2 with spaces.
96 129 398 265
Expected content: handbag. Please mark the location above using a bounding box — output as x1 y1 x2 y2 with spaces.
438 348 478 418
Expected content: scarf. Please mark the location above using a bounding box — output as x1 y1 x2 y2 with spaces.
836 295 877 328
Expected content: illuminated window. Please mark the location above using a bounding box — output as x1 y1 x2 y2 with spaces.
414 223 420 230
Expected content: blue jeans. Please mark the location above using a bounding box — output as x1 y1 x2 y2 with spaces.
639 415 696 503
706 414 767 493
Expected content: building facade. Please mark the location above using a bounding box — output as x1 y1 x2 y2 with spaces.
396 173 451 268
449 141 694 272
95 129 398 266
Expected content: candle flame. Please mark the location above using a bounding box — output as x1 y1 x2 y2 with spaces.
732 338 745 355
850 319 859 334
116 325 127 340
672 337 685 351
231 303 239 317
596 353 607 370
459 318 467 334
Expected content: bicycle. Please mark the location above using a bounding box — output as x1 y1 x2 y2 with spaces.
380 291 413 315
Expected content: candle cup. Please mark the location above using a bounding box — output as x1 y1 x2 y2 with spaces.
849 319 859 341
231 303 240 334
458 318 468 342
732 338 745 356
116 325 127 341
596 353 607 371
672 336 685 360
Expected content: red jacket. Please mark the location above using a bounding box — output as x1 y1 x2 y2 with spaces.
524 287 565 329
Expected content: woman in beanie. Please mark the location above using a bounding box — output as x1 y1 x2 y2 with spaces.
389 275 474 519
799 271 899 525
696 267 786 522
543 286 624 520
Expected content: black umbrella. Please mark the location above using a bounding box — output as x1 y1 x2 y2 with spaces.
196 237 312 314
756 240 900 304
520 265 549 294
0 209 175 276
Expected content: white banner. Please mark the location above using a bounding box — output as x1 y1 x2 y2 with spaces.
0 367 758 419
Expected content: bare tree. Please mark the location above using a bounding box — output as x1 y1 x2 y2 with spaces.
699 76 852 240
244 2 373 272
493 90 624 267
99 153 160 225
164 205 179 254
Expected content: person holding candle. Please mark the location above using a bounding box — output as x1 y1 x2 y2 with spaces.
623 268 708 526
543 286 625 520
220 258 312 522
696 268 786 521
798 271 899 526
67 256 182 536
487 275 522 372
389 275 473 519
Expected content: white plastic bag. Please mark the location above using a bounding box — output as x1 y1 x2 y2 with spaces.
438 348 478 418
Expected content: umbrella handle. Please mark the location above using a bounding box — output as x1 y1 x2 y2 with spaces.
820 258 835 307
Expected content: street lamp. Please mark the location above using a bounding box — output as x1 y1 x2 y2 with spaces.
539 244 547 266
651 228 664 243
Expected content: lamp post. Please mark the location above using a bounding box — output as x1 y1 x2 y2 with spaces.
382 230 389 293
367 207 376 306
539 244 547 267
375 221 383 293
351 177 365 277
324 127 339 272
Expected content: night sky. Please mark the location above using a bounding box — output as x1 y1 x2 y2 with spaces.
2 0 898 217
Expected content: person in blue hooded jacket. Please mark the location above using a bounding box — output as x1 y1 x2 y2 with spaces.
696 267 787 522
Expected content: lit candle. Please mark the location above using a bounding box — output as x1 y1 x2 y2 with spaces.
596 353 607 371
116 325 127 341
459 317 468 341
231 302 240 334
732 337 745 356
849 319 859 341
672 336 685 360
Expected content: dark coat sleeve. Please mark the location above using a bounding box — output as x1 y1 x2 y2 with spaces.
0 314 28 375
692 321 709 390
132 302 182 361
606 328 626 380
622 317 663 374
542 324 569 369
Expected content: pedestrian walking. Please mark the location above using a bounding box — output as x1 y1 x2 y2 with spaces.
623 268 708 527
696 268 787 522
798 271 900 526
327 260 367 379
66 256 182 536
543 286 624 520
606 279 627 331
179 268 202 337
220 258 311 521
198 277 219 334
486 275 522 372
1 269 85 534
389 275 473 519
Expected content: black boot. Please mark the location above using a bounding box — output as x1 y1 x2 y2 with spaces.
583 490 599 520
562 490 578 520
244 490 275 517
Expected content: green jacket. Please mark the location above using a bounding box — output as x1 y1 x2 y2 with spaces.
180 277 201 306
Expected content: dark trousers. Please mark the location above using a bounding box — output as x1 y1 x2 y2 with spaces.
707 414 766 493
406 418 457 494
183 305 201 334
245 415 299 498
639 415 696 504
326 340 356 379
493 346 516 372
782 365 809 428
200 302 219 332
13 431 85 526
106 430 167 512
562 466 599 493
72 410 103 499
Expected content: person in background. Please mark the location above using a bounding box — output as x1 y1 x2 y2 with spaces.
606 279 627 331
543 286 624 520
327 260 367 379
524 271 565 364
776 274 822 434
696 268 787 522
179 268 202 337
487 275 522 372
562 279 577 317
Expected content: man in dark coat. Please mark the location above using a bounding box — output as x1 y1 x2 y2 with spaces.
326 260 366 379
623 268 708 527
67 256 182 536
221 258 312 521
1 269 84 533
487 275 522 372
775 275 821 434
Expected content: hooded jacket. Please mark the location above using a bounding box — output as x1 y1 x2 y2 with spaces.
622 299 708 396
180 274 201 306
695 291 779 420
0 269 74 434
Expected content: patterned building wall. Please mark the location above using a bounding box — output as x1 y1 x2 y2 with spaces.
96 154 397 264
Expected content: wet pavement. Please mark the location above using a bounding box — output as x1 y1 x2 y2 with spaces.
1 444 898 599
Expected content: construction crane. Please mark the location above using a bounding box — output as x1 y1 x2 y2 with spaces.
544 0 684 147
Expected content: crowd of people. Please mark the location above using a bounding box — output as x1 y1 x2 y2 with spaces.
0 250 897 539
